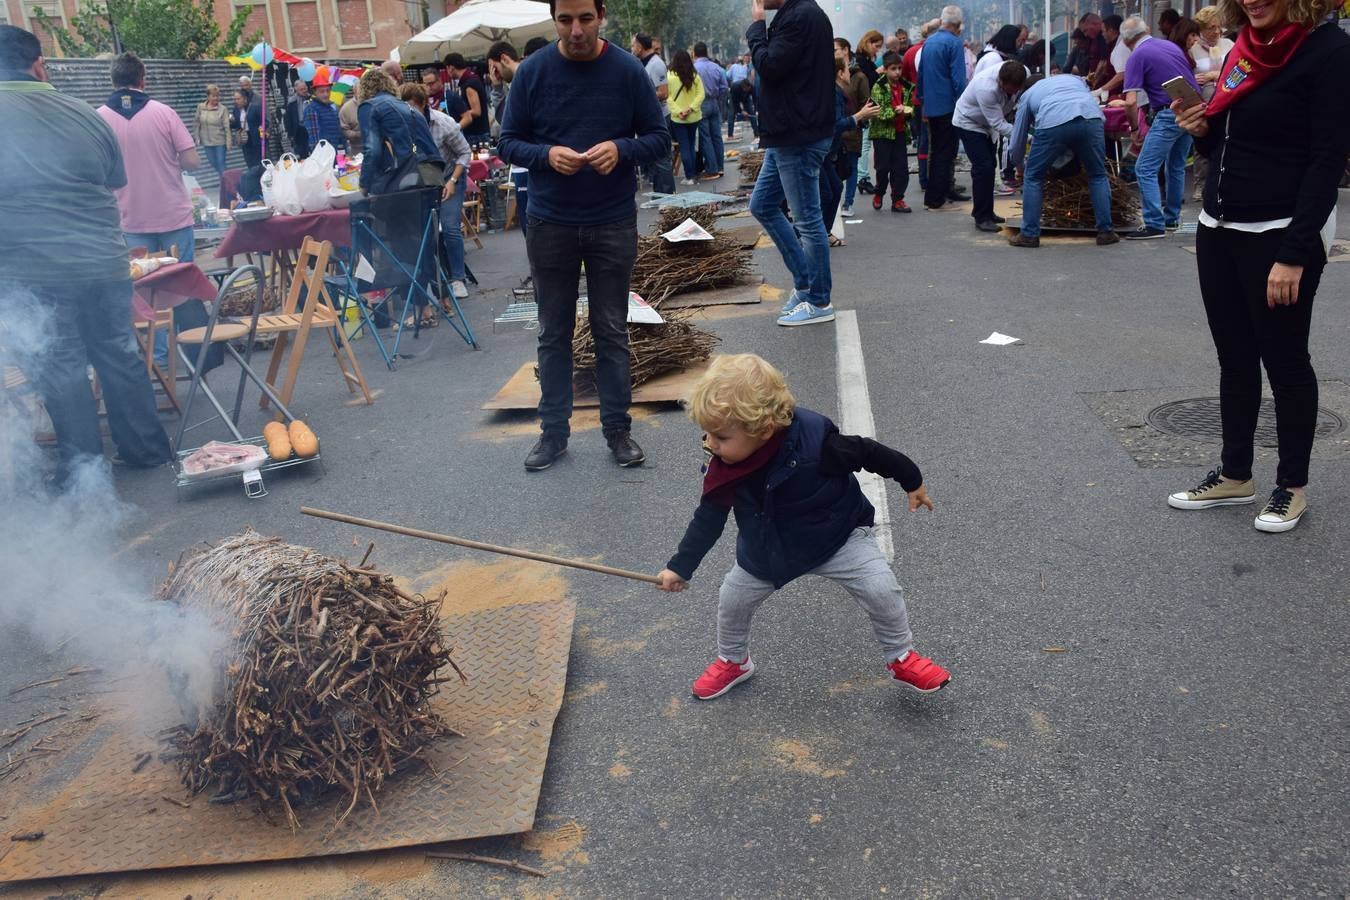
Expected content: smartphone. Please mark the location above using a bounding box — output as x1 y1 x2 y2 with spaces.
1162 75 1204 110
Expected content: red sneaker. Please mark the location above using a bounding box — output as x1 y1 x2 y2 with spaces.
891 198 912 213
692 656 755 700
887 651 950 693
872 194 884 211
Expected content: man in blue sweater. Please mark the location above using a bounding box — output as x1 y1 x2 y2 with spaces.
498 0 670 472
919 5 970 209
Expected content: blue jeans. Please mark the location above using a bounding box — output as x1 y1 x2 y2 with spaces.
438 175 467 282
671 120 700 181
1021 117 1113 239
843 151 860 206
7 278 172 475
124 225 196 364
526 213 637 439
1135 109 1193 230
750 136 833 307
203 144 227 177
698 100 725 174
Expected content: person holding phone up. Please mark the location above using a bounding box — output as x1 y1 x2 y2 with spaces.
1166 0 1350 533
1118 16 1201 239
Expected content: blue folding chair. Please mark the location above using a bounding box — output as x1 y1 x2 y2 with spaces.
327 186 478 369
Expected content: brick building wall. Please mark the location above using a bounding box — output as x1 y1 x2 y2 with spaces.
1 0 468 63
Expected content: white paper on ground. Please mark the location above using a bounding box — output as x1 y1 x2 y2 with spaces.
845 218 864 224
627 292 664 325
980 331 1023 346
660 217 715 243
355 254 376 282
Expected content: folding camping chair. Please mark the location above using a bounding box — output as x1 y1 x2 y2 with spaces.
173 264 305 452
327 185 477 369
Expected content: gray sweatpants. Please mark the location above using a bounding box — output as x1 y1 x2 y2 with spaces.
717 527 914 663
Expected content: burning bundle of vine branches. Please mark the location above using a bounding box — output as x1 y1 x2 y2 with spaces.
158 531 459 829
1036 171 1141 231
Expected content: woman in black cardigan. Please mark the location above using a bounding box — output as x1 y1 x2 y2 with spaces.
1169 0 1350 533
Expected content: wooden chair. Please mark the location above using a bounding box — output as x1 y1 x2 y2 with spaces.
461 200 484 250
499 182 517 231
178 237 373 413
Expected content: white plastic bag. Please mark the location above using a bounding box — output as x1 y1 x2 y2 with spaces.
295 140 336 212
260 159 276 208
270 153 304 215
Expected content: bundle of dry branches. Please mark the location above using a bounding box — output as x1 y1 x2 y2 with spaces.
1037 171 1141 230
631 235 753 306
571 306 720 389
159 531 457 829
655 204 721 235
738 149 765 185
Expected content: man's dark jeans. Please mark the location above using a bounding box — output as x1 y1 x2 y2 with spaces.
924 114 957 207
958 127 997 223
526 214 637 440
16 278 172 473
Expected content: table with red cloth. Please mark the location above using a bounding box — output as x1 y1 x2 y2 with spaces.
132 261 217 322
131 261 219 414
214 208 351 259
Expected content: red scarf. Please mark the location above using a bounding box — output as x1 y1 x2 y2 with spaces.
701 430 787 507
1206 22 1310 117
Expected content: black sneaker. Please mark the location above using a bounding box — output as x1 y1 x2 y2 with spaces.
1097 230 1120 246
606 431 646 467
989 214 1006 224
975 219 1001 232
1165 220 1180 231
524 435 567 471
1125 227 1167 240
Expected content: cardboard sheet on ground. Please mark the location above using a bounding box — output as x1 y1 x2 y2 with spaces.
483 362 709 410
0 596 576 883
660 280 767 310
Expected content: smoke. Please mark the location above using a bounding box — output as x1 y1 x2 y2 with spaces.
0 290 228 723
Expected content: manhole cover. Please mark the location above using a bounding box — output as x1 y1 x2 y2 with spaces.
1147 397 1346 447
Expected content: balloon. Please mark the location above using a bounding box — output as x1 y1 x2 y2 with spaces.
250 42 274 67
297 58 316 81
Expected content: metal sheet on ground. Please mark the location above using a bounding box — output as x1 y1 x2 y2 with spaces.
482 362 708 411
0 598 576 884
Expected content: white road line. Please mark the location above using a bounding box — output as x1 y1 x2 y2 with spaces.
834 310 894 562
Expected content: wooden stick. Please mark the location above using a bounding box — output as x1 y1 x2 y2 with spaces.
301 507 662 585
426 851 548 877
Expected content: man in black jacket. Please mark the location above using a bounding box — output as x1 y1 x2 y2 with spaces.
283 77 309 158
746 0 837 327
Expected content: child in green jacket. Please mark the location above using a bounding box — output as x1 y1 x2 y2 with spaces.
868 52 915 212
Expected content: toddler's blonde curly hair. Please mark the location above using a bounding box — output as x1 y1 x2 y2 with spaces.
686 354 796 437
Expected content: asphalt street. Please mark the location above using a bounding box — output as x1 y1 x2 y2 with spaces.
2 156 1348 898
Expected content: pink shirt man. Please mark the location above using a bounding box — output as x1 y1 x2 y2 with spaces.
97 95 196 234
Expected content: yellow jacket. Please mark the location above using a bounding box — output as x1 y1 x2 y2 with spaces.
666 73 704 123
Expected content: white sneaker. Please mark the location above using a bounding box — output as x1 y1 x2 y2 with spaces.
680 178 696 186
450 279 468 299
841 205 854 216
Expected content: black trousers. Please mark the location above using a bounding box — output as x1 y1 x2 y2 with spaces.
526 213 638 440
958 127 996 223
871 136 909 200
1196 224 1326 488
924 114 957 207
819 155 843 231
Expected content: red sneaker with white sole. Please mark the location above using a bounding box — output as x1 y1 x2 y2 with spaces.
692 656 755 700
887 651 950 693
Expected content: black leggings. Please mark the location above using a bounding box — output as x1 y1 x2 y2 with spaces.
1196 224 1326 487
871 137 909 200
